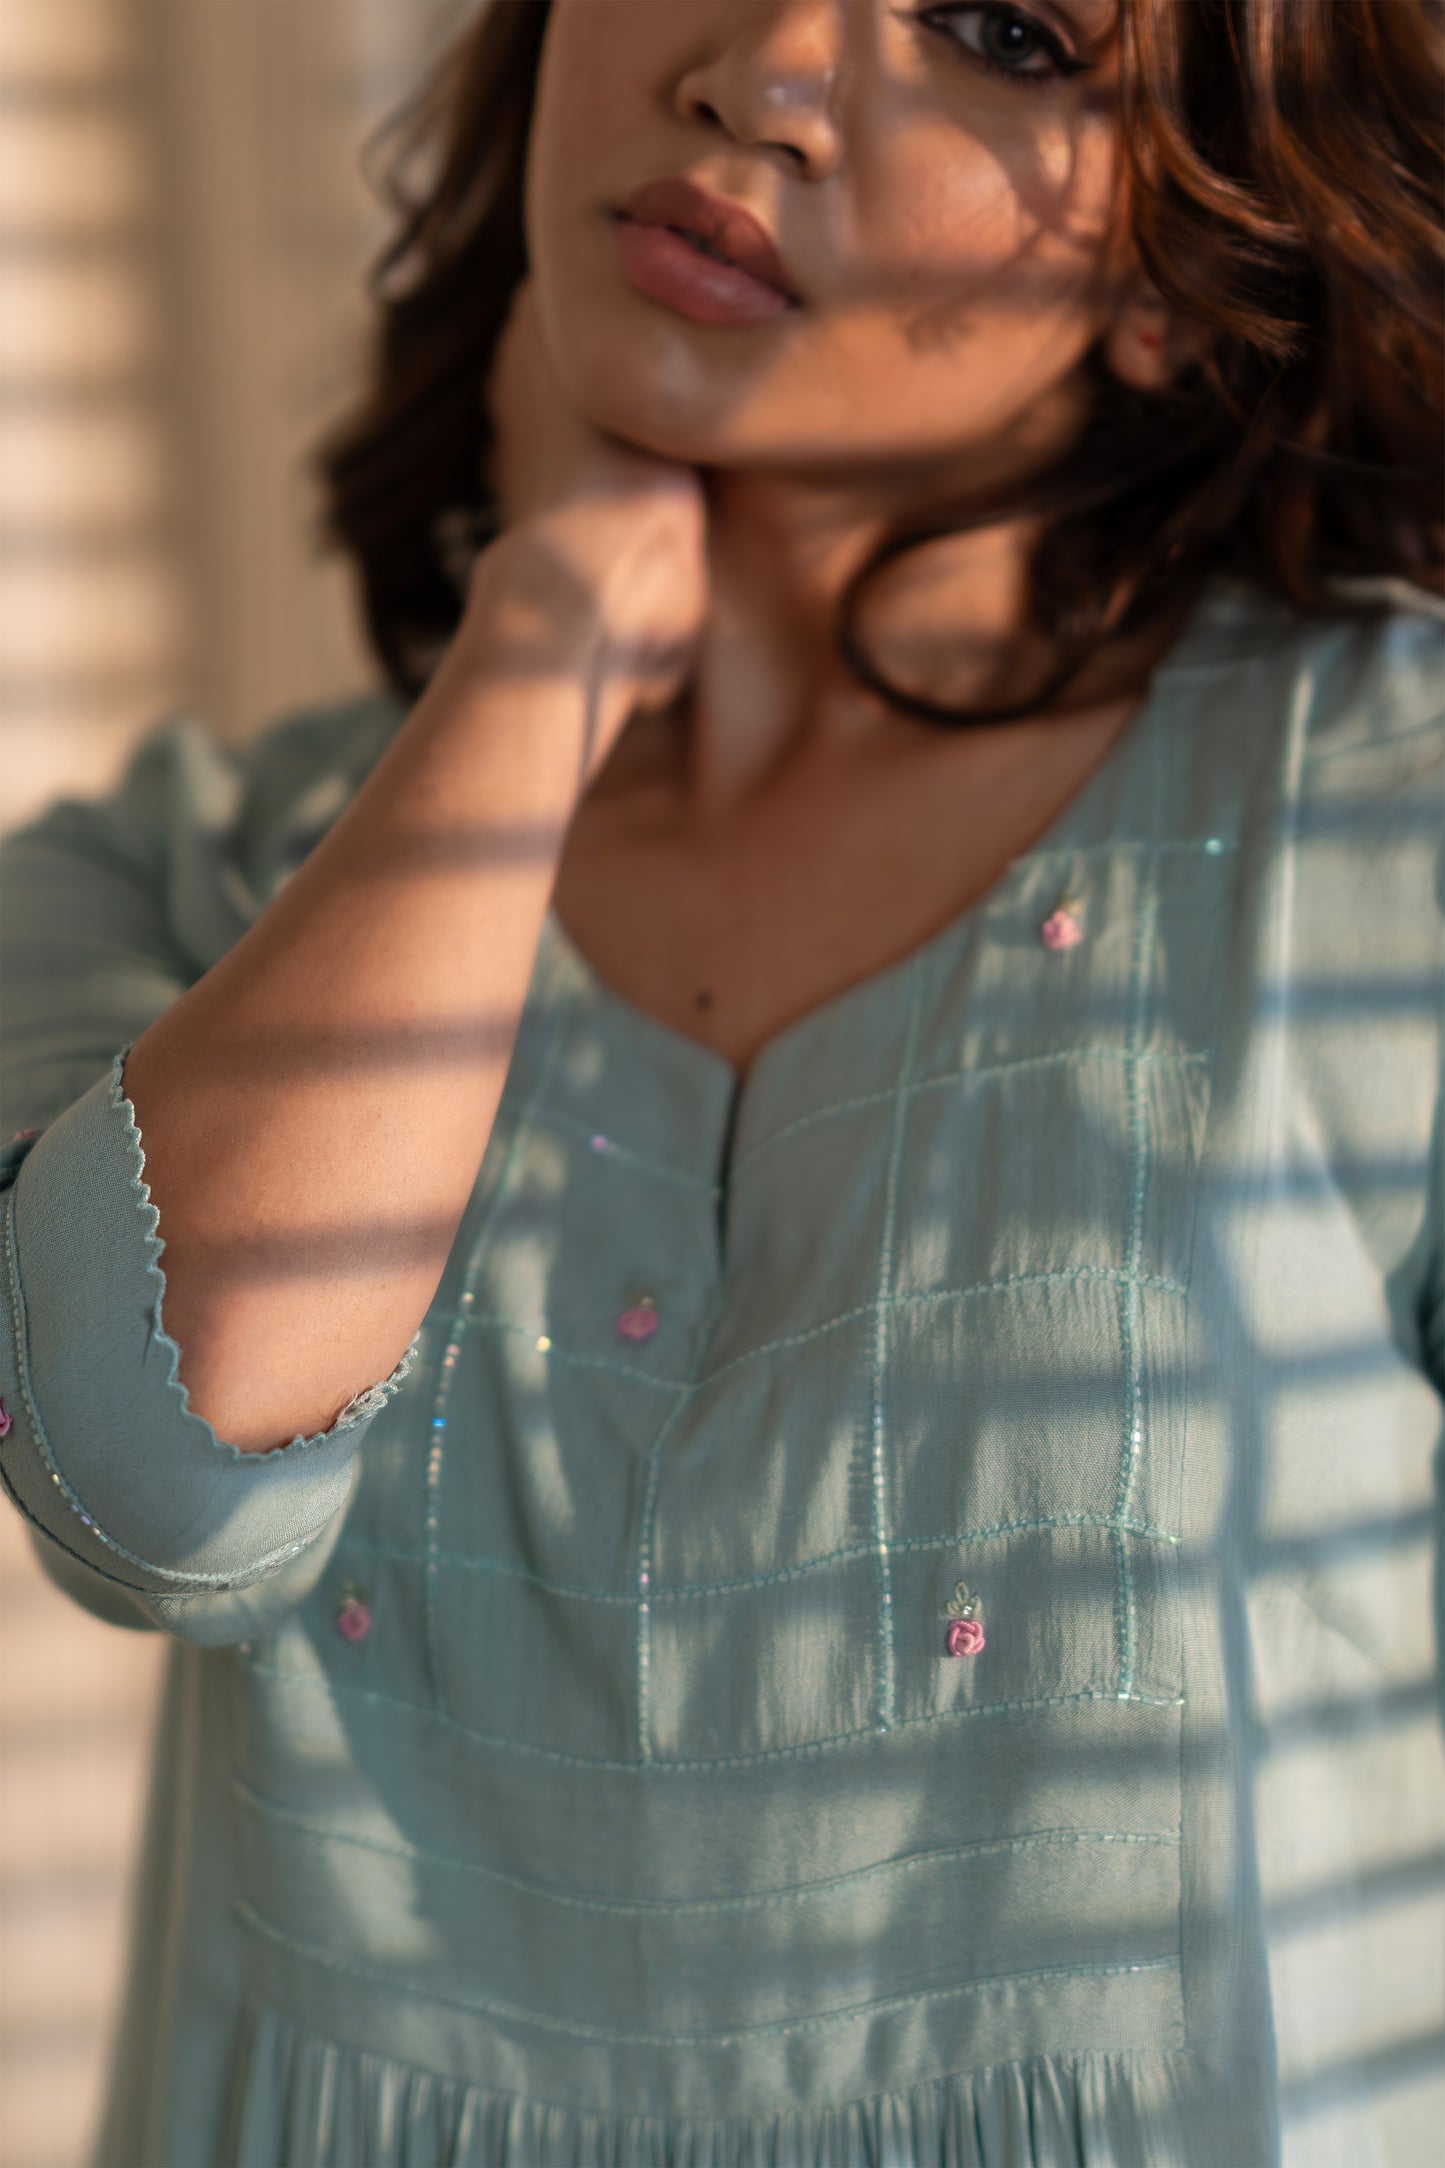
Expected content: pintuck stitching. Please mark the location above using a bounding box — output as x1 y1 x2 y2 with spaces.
336 1511 1182 1604
493 1044 1214 1193
730 1045 1213 1183
228 1767 1179 1912
458 1264 1191 1401
399 823 1219 1761
232 1894 1179 2046
239 1653 1183 1771
691 1266 1186 1390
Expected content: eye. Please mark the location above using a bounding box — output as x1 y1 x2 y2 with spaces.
916 3 1088 89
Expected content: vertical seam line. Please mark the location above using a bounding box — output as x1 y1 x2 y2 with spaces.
422 1008 572 1714
869 959 927 1733
1113 844 1161 1700
633 1278 730 1767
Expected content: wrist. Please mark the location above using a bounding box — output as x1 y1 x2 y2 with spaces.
458 528 612 670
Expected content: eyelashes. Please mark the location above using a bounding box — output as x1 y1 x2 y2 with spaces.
915 3 1090 91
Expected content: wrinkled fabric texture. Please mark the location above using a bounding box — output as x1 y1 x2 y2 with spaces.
0 568 1442 2168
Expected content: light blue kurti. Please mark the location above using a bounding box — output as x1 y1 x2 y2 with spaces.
1 567 1442 2168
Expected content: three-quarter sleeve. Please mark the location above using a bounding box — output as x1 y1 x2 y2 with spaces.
0 697 417 1645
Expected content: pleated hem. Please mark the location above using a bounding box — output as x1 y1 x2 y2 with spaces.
225 2005 1195 2168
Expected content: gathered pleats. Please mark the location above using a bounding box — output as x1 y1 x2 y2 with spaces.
225 2005 1193 2168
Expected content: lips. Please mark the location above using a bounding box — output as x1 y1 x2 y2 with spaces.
614 176 798 303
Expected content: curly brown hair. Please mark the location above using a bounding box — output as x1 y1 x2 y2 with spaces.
310 0 1445 721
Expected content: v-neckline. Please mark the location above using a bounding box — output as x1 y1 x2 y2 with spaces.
540 566 1237 1110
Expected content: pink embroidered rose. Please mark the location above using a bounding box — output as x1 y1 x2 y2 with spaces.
336 1598 372 1642
1039 910 1083 952
946 1618 986 1657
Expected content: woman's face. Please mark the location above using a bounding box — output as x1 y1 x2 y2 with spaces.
525 0 1147 498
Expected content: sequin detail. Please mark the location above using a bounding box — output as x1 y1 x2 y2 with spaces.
616 1297 660 1343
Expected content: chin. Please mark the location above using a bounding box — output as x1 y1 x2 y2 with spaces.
571 334 728 464
541 250 752 463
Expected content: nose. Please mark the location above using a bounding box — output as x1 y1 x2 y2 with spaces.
674 0 847 178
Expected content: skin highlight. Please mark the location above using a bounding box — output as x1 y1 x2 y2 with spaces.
525 0 1203 811
523 0 1209 1067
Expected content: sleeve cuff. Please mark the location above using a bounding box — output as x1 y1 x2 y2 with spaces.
0 1047 420 1597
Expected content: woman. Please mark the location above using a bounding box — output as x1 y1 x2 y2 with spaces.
1 0 1441 2161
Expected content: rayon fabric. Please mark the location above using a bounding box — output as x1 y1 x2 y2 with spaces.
1 569 1442 2167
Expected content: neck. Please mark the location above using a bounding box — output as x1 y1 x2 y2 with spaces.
666 457 1196 819
660 361 1123 813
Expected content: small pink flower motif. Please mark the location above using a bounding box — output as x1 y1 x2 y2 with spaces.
0 1398 12 1439
946 1618 986 1658
1039 909 1084 953
616 1301 660 1343
9 1129 39 1143
335 1597 371 1643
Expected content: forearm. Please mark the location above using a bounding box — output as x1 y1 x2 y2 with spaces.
120 549 608 1453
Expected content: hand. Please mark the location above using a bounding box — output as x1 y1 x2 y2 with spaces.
473 276 710 748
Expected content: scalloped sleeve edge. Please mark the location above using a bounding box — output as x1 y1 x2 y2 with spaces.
0 1050 421 1614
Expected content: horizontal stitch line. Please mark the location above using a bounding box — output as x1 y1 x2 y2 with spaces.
1119 1679 1184 1707
692 1271 1186 1393
337 1537 636 1603
497 1044 1212 1194
456 1301 871 1391
891 1512 1183 1554
237 1659 1183 1771
694 1303 876 1384
464 1271 1188 1397
226 1777 1178 1916
233 1897 1179 2047
733 1047 1212 1181
892 1269 1188 1310
228 1774 1178 1913
338 1514 1183 1604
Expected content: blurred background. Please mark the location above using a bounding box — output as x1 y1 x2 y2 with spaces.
0 4 466 2160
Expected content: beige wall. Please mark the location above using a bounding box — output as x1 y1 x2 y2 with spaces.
0 5 464 2161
